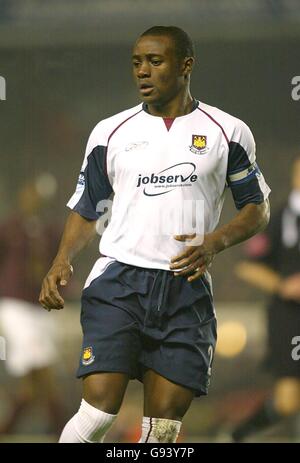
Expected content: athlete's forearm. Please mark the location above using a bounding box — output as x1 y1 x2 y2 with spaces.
53 211 97 265
235 261 281 294
210 198 270 254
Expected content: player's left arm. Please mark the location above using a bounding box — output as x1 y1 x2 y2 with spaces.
170 119 271 282
170 198 270 281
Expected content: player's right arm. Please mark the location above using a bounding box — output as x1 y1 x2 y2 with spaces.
235 215 300 302
39 211 97 311
235 261 281 294
40 121 113 311
236 261 300 302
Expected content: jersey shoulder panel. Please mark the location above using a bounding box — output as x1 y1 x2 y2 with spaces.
88 103 143 150
198 101 254 145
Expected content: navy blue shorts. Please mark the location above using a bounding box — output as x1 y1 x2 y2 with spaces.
77 259 217 397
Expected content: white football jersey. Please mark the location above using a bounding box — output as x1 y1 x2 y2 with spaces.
67 100 270 271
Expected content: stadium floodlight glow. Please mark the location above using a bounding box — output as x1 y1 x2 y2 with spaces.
215 321 247 358
35 173 58 199
0 76 6 101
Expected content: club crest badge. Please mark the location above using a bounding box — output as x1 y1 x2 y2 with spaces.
82 347 95 366
190 135 208 154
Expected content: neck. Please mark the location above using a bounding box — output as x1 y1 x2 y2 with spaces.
146 88 194 118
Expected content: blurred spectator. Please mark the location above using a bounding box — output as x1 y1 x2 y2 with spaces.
0 178 67 436
231 157 300 442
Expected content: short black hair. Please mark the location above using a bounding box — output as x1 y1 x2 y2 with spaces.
140 26 195 62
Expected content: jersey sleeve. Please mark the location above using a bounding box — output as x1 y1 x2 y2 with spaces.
66 125 113 220
226 120 271 209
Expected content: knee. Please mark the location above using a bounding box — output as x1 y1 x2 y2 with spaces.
83 374 127 415
149 399 187 421
83 383 120 415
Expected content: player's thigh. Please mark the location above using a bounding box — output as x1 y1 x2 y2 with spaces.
78 264 142 381
83 372 130 415
143 369 195 420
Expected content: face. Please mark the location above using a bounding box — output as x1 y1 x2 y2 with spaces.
132 35 189 106
291 159 300 191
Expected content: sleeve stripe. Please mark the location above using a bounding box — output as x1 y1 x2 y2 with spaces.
228 162 258 183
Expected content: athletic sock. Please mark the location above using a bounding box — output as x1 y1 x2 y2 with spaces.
138 416 182 443
232 399 281 442
59 399 117 443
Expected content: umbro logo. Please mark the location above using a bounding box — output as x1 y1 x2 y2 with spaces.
125 141 149 152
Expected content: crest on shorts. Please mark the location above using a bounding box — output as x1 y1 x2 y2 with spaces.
82 347 95 365
190 135 208 154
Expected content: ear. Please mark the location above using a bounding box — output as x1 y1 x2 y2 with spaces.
182 57 194 78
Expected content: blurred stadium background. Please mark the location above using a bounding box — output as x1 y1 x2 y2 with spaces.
0 0 299 443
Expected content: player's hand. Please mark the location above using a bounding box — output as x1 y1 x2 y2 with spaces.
39 261 73 311
278 273 300 303
170 233 217 282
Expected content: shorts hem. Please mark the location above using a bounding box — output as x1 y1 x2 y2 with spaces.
76 365 137 379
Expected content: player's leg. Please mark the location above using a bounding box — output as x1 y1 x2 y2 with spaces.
83 371 130 414
232 302 300 442
59 371 129 443
232 378 300 442
231 394 281 442
138 369 195 443
0 298 41 433
0 372 34 434
138 274 216 443
59 260 142 443
30 366 67 434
